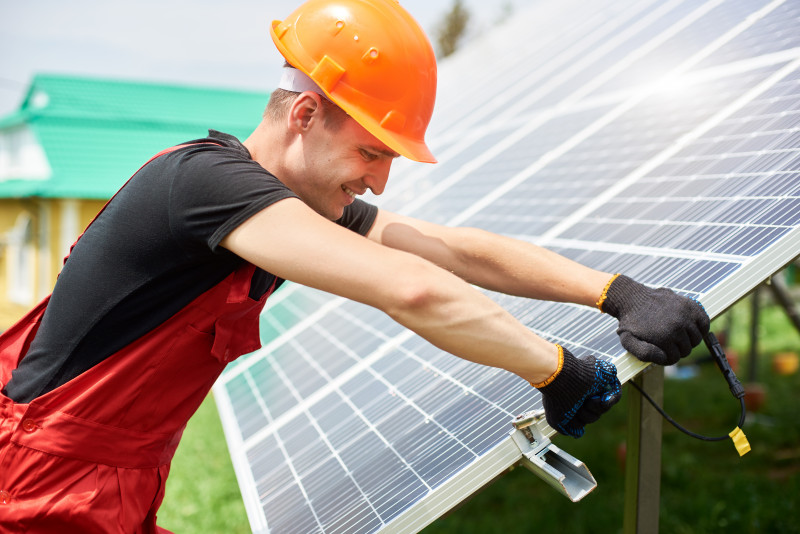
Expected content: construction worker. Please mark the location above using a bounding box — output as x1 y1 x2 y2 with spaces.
0 0 709 532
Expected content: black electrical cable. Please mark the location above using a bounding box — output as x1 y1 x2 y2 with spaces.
627 331 747 442
628 381 745 441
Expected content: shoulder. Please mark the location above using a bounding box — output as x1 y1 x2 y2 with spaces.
153 132 300 251
161 131 292 199
168 131 261 171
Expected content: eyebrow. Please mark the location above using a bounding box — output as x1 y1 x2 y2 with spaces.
362 145 401 159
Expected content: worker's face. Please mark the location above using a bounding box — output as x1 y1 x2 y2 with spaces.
290 97 399 220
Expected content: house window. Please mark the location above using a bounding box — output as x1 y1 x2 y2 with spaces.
0 125 51 181
7 213 35 305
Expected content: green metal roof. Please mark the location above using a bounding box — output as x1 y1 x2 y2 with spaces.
0 73 270 199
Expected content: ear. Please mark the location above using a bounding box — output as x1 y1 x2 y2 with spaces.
287 91 324 133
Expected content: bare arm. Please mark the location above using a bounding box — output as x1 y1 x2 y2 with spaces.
367 209 614 307
220 198 559 384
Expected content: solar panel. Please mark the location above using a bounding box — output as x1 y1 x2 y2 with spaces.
213 0 800 532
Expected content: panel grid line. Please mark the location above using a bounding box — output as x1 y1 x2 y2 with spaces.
250 332 436 496
437 0 678 138
240 370 325 534
540 57 800 242
258 348 387 531
521 236 751 263
381 0 745 220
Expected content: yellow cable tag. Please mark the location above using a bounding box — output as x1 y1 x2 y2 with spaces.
729 427 751 456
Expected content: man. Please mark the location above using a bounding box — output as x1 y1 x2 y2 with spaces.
0 0 709 532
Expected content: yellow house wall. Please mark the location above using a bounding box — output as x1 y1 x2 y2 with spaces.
0 199 36 328
45 199 106 286
80 201 106 227
0 197 107 331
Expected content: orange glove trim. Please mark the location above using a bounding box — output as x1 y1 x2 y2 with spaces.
596 273 622 312
530 344 565 388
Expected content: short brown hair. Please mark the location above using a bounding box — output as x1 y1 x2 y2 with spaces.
264 88 347 131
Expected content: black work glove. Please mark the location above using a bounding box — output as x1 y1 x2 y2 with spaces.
535 345 622 438
600 274 710 365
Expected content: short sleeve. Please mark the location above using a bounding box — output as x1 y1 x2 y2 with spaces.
336 199 378 236
167 145 300 252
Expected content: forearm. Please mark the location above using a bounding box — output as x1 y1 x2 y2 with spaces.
375 216 613 306
386 259 560 384
449 227 613 306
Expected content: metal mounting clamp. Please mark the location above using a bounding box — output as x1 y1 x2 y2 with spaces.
510 410 597 502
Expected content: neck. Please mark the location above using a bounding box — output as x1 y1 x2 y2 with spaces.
243 119 290 178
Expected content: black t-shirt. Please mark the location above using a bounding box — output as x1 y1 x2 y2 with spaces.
4 130 377 403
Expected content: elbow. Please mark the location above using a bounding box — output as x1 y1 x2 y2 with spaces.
395 280 438 312
383 260 451 323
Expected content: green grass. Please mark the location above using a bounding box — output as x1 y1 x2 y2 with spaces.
160 298 800 533
158 394 251 533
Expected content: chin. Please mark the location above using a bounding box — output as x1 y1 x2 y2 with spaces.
304 199 341 221
320 206 343 221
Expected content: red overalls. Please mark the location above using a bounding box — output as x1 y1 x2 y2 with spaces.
0 145 272 533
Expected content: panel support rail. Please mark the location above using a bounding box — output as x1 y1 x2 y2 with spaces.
509 410 597 502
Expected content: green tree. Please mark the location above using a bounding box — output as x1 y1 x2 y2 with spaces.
434 0 471 58
495 1 515 25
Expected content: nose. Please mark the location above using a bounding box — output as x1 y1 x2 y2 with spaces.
364 161 392 196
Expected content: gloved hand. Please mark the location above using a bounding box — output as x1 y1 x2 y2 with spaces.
535 345 621 438
599 274 710 365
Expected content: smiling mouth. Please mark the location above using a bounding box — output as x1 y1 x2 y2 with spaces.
341 185 358 198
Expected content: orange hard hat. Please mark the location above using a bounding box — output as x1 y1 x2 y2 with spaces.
271 0 438 163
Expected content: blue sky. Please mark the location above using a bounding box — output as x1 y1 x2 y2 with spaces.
0 0 518 116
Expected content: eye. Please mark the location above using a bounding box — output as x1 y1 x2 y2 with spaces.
359 148 379 162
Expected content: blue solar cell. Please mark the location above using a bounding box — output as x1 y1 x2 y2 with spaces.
696 0 800 69
301 457 382 534
247 435 282 485
340 436 427 519
257 463 295 504
589 0 776 96
224 374 268 440
263 483 321 534
251 357 298 420
715 225 793 255
327 415 371 452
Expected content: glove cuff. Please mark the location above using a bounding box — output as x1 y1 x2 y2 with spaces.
597 274 650 317
596 273 621 312
532 346 590 395
529 345 565 388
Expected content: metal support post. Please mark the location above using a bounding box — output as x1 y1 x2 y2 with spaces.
623 365 664 534
767 273 800 336
749 288 760 383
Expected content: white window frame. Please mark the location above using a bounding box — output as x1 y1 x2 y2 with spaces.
0 125 51 181
7 212 36 305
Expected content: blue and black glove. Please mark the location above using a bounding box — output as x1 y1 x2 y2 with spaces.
599 274 710 366
535 345 622 438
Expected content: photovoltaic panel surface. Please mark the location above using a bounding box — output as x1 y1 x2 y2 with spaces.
214 0 800 532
